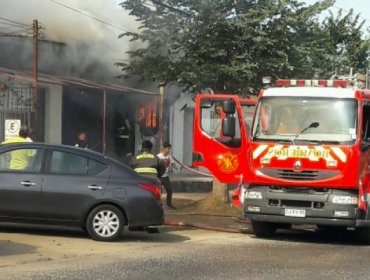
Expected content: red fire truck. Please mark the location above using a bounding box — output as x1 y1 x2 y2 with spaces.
193 79 370 242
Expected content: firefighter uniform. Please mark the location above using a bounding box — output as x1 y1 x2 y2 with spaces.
130 141 165 179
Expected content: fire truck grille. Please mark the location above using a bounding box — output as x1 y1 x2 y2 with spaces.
259 168 339 181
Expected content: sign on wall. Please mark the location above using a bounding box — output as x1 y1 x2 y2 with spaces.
4 119 21 140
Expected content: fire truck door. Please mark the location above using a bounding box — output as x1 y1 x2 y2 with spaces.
361 103 370 203
192 94 252 184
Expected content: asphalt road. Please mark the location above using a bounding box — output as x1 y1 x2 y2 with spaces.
1 223 370 280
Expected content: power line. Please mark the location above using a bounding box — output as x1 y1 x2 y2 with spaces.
0 20 29 28
0 16 30 27
48 0 135 33
0 17 32 37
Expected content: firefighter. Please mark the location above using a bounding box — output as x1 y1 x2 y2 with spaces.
130 140 165 179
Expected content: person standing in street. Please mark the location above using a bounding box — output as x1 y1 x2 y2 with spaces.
130 140 165 179
75 132 89 148
157 142 178 210
1 125 31 170
2 125 29 145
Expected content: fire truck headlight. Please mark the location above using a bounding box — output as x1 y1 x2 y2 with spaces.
246 191 263 199
332 196 358 205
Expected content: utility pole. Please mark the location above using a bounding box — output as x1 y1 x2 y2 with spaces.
102 90 107 154
32 19 38 140
158 83 165 150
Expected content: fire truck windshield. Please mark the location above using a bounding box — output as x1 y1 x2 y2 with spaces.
251 96 358 144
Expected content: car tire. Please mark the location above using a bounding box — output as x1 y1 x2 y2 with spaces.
251 221 276 238
86 205 124 241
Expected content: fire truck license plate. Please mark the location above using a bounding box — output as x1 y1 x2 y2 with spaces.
284 209 306 217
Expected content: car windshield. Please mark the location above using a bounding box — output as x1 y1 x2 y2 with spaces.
251 96 358 144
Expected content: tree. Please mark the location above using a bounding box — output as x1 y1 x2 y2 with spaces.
117 0 335 94
308 9 370 78
118 0 369 205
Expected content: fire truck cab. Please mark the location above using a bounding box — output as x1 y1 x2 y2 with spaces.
193 80 370 242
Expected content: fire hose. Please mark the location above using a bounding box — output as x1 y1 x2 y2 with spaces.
171 155 213 177
164 213 251 234
164 220 249 234
166 156 252 233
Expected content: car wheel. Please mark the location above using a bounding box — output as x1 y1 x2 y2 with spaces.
86 205 124 241
251 221 276 238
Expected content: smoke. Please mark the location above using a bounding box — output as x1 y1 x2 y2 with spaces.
0 0 139 80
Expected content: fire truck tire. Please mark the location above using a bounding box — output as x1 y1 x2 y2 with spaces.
251 221 277 237
357 228 370 244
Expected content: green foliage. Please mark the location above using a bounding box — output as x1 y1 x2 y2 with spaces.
117 0 369 94
310 9 370 77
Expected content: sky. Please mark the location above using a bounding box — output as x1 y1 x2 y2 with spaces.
304 0 370 32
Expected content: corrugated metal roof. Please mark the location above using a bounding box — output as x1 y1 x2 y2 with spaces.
0 67 158 96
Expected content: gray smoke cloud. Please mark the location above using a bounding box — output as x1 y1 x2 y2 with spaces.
0 0 139 80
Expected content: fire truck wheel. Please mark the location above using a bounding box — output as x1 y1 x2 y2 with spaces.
357 228 370 244
251 221 277 237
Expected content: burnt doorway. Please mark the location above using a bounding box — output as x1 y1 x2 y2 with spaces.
62 87 103 152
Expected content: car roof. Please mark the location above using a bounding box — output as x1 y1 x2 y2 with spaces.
0 142 108 161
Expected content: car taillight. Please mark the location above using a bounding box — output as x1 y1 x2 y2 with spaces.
139 182 161 200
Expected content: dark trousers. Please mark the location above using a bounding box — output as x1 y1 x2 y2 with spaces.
160 176 173 206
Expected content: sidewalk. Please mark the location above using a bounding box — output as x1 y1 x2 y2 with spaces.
161 192 251 234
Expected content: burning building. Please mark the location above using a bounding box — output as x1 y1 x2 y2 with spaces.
0 35 164 161
0 0 182 163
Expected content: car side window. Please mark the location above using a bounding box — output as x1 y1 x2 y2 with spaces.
50 151 88 175
0 148 43 172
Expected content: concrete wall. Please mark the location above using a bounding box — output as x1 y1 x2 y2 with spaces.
169 93 194 166
44 84 62 144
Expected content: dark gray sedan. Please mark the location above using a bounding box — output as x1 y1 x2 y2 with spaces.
0 143 164 241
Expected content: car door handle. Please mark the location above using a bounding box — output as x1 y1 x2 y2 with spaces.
21 181 36 187
88 185 103 190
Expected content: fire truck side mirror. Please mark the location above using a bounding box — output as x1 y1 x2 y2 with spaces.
222 117 236 137
200 99 213 108
223 100 236 114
